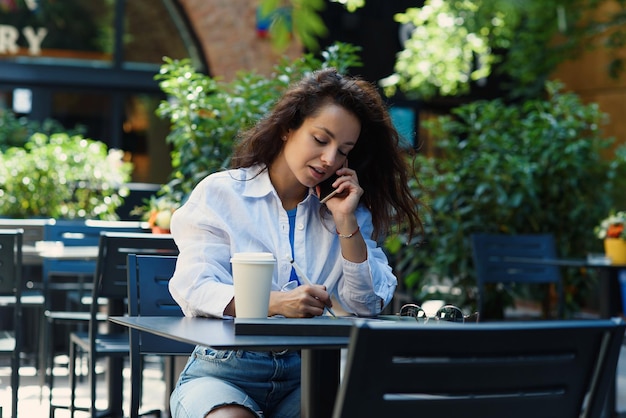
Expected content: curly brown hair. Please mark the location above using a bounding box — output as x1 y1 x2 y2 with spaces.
231 68 422 240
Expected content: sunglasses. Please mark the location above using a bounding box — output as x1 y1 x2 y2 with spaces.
398 303 479 323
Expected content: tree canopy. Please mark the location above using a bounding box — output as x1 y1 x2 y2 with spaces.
262 0 626 100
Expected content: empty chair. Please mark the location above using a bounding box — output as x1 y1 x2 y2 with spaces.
0 229 23 418
0 217 52 270
42 219 148 401
333 318 626 418
0 219 50 368
64 232 178 418
127 254 193 418
471 232 565 320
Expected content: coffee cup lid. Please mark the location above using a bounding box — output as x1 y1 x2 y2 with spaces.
230 252 276 263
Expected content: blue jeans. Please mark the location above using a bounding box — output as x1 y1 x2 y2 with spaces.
170 345 301 418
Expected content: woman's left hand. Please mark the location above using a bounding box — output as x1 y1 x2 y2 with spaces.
317 167 363 216
318 166 367 263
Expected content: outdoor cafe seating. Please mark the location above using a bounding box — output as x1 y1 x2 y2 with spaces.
41 219 149 387
2 222 626 418
61 231 178 418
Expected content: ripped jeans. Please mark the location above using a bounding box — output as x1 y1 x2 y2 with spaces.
170 345 301 418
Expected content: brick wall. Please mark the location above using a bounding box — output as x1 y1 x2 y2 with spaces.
177 0 303 79
550 1 626 149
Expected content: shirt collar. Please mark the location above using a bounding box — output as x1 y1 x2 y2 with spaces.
241 165 274 198
240 164 318 201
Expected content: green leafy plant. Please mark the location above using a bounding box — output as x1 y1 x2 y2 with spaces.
266 0 626 101
0 132 132 219
384 0 626 101
385 81 626 316
0 109 85 152
154 41 362 204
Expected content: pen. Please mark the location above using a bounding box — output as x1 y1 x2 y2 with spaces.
290 259 337 317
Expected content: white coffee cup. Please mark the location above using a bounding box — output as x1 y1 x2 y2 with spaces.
230 252 276 318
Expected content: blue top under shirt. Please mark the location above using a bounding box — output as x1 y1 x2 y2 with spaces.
287 207 301 285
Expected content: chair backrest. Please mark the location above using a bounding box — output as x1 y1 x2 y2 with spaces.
87 232 179 356
333 319 626 418
42 221 152 315
127 254 191 353
471 232 564 318
0 229 22 300
93 232 179 301
0 218 51 265
126 254 192 418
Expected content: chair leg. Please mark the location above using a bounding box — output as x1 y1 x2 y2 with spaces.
68 339 77 418
89 348 97 418
11 338 20 418
47 316 55 409
39 310 47 390
130 354 140 418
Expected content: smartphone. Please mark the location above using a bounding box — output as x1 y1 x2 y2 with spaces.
318 174 340 204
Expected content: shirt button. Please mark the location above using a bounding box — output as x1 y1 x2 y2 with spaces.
297 223 304 230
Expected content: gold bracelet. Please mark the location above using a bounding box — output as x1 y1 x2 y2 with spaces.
336 225 360 239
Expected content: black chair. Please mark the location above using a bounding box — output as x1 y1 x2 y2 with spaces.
127 254 193 418
0 229 23 418
471 232 565 320
0 219 50 368
42 219 148 403
59 232 178 418
0 217 52 270
333 318 626 418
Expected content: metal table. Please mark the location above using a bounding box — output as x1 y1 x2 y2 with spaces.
110 316 351 418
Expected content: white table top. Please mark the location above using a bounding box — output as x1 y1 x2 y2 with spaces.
22 243 99 263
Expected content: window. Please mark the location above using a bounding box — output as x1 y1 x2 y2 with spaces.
0 0 204 183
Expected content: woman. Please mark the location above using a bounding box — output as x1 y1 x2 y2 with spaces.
168 68 422 418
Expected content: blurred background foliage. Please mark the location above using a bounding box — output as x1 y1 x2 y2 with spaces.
0 132 131 220
267 0 626 101
0 109 85 152
385 82 626 315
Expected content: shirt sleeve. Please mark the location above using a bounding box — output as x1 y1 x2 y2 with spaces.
168 176 237 318
334 208 397 316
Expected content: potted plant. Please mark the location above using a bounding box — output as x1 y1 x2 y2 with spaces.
595 211 626 264
132 195 179 234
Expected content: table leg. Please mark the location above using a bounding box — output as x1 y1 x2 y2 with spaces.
104 357 124 417
301 349 340 418
104 300 126 418
598 267 623 418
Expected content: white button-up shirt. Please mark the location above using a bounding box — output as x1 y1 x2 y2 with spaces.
168 165 397 318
